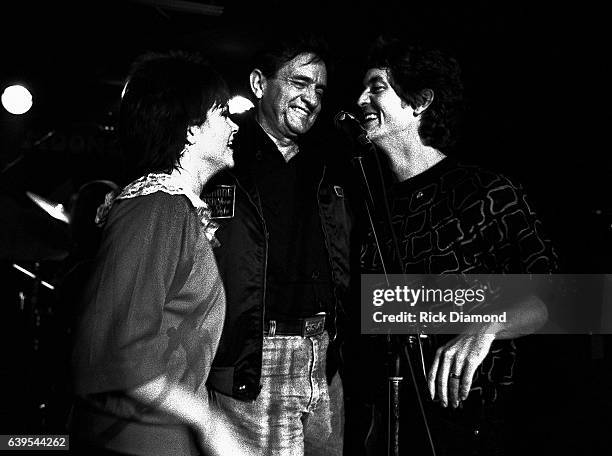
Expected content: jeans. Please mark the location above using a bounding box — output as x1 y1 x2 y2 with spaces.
211 331 344 456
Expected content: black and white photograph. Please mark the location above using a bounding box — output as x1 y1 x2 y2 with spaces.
1 1 609 455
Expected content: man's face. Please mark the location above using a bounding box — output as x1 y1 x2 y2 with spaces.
357 67 417 144
257 52 327 141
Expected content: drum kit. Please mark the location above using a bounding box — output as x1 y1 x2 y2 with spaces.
0 189 72 432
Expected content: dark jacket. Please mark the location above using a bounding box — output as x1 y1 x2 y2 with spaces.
203 114 355 400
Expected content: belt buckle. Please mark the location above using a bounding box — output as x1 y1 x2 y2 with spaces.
302 314 325 337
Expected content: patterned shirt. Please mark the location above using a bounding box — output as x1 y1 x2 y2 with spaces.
360 157 557 401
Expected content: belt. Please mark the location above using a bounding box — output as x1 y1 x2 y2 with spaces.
264 314 326 337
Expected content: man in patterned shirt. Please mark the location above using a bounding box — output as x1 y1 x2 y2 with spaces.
355 37 557 455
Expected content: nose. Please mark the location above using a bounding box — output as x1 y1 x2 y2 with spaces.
301 85 320 110
227 116 239 134
357 88 370 108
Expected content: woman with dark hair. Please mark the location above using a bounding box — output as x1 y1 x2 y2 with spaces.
70 52 249 456
356 38 557 455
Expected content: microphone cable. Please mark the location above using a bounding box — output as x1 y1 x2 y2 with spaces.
369 143 437 456
339 110 437 456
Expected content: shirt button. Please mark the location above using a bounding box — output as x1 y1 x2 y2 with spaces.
238 384 246 391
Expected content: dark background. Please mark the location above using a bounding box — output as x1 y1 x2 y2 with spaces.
1 0 609 454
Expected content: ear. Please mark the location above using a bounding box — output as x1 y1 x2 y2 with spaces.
185 125 197 146
249 69 267 100
413 89 435 116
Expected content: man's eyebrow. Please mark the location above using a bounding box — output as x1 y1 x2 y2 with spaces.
365 75 385 86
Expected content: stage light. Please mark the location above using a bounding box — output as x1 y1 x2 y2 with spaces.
228 96 254 115
12 264 55 290
1 84 33 115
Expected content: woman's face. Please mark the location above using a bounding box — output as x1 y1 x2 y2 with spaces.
190 103 239 170
356 68 418 144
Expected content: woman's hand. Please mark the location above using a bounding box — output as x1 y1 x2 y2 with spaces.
195 409 257 456
129 377 256 455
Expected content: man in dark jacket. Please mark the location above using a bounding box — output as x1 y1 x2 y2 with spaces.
203 33 353 455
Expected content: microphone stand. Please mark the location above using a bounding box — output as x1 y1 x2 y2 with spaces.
350 141 437 456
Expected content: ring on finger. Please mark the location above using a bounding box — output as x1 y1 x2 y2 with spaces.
449 372 461 380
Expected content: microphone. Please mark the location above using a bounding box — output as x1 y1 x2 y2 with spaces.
333 111 373 152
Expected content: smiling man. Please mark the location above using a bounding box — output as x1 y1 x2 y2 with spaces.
357 37 557 456
203 33 353 455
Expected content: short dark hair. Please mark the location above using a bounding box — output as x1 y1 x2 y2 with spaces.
252 30 331 78
119 51 229 180
367 37 464 151
70 180 118 258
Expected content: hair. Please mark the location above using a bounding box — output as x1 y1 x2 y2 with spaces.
70 180 118 258
366 37 464 151
119 51 229 180
252 30 331 78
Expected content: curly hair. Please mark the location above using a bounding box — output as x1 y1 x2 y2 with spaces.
366 37 464 151
119 51 229 181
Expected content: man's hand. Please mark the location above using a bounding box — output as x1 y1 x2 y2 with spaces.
427 333 495 408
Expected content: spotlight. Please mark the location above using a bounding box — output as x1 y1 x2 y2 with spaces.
228 96 254 115
1 84 33 115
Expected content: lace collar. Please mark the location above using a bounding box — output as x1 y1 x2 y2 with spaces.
95 173 220 246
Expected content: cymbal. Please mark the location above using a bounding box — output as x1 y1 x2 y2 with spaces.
26 191 71 224
0 194 70 261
